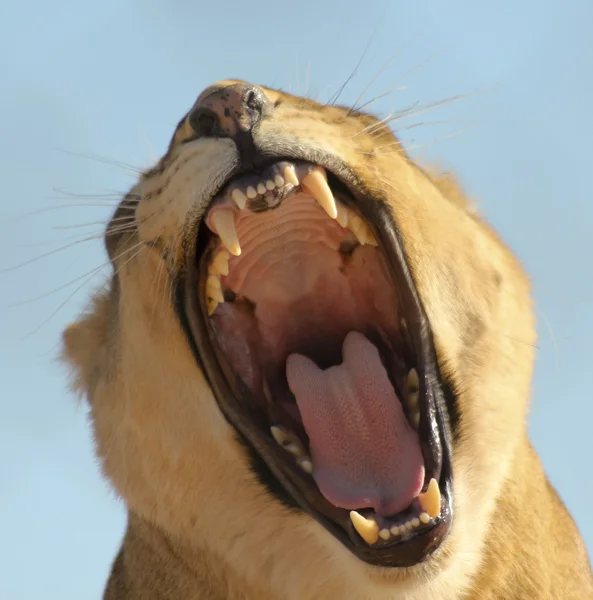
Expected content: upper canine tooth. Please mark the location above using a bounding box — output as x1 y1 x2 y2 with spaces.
349 511 379 545
418 478 441 518
283 165 299 186
231 189 247 210
211 211 241 256
302 169 338 219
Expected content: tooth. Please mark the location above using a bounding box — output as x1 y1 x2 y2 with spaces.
297 457 313 473
211 250 230 276
411 410 420 430
336 204 349 228
274 174 285 187
349 215 368 245
418 478 441 519
270 425 290 447
206 275 224 303
302 169 338 219
419 512 431 524
283 165 299 186
257 182 266 195
349 511 379 545
407 368 419 393
246 186 257 199
231 188 247 210
207 298 218 316
211 211 241 256
266 179 276 190
379 528 391 541
411 517 420 528
390 525 401 536
366 230 378 246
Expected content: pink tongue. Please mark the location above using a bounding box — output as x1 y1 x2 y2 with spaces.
286 331 424 516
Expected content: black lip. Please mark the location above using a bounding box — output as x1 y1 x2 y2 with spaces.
175 165 455 568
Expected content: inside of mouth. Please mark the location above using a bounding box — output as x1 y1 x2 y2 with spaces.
201 163 438 540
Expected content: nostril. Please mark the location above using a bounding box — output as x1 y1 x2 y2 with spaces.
189 108 220 137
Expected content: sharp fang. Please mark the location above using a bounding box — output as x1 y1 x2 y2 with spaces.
211 211 241 256
349 511 379 545
302 169 338 219
283 165 299 186
379 528 391 541
211 250 230 276
297 457 313 473
418 478 441 518
231 189 247 210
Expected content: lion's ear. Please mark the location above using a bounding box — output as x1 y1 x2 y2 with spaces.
61 290 112 398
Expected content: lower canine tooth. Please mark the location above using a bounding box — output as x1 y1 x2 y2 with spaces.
302 169 338 219
211 211 241 256
349 511 379 545
418 478 441 518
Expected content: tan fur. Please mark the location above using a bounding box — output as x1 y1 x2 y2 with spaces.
63 82 593 599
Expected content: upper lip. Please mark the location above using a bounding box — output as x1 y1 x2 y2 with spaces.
176 155 455 567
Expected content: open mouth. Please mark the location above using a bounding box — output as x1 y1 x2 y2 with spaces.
180 159 454 567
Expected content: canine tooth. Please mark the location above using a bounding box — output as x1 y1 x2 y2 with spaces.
379 528 391 541
411 517 420 528
297 457 313 473
257 182 266 194
266 179 276 190
418 478 441 519
302 169 338 219
246 186 257 199
283 165 299 186
231 188 247 210
336 204 349 228
206 276 224 303
274 174 284 187
349 511 379 545
211 211 241 256
211 250 230 276
349 215 367 245
407 368 419 393
419 512 431 524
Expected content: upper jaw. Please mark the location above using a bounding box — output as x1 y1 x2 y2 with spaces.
176 152 455 568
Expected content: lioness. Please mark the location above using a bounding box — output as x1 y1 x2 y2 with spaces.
62 81 592 599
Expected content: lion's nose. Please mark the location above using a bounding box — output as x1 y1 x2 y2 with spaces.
188 83 269 140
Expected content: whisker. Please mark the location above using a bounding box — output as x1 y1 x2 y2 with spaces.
57 148 144 175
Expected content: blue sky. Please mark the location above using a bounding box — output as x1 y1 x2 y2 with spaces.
1 1 592 598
